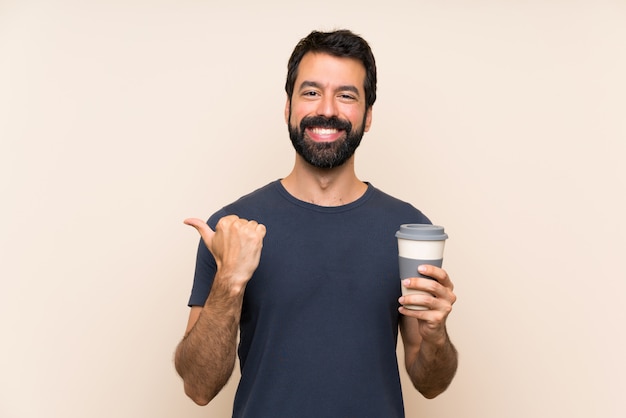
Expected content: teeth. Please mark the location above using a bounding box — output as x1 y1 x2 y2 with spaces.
311 127 338 135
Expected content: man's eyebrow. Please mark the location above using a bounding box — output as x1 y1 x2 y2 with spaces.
298 80 361 96
299 80 322 90
337 85 360 96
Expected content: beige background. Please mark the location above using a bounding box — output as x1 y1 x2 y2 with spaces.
1 1 625 417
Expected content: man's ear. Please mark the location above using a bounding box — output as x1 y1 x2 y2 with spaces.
284 97 291 124
364 107 373 132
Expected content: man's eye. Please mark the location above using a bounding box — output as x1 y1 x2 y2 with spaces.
303 91 319 97
339 94 357 101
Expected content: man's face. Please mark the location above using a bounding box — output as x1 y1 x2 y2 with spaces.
285 52 372 169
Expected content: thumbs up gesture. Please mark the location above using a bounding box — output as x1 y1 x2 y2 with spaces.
185 215 266 292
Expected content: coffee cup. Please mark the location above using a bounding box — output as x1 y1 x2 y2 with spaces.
396 224 449 310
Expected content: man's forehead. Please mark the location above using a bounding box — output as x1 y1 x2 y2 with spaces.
296 53 366 90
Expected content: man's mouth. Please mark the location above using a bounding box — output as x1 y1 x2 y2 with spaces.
306 126 344 142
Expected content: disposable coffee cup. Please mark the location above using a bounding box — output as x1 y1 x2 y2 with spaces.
396 224 449 310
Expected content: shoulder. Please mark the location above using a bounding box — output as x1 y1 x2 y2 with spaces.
366 184 431 224
207 180 284 227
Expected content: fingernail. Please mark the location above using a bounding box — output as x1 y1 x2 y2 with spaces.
403 279 410 286
418 265 427 273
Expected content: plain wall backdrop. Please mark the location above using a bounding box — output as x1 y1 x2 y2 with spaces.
1 1 625 417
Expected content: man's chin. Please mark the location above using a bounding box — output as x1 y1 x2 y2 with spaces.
300 149 352 169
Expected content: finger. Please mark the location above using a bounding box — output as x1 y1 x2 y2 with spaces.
233 217 267 239
418 265 454 290
183 218 215 248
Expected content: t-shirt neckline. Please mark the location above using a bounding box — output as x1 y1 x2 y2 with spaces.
273 179 374 213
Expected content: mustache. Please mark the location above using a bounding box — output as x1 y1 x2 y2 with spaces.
300 115 352 133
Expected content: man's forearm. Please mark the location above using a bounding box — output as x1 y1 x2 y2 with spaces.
174 280 245 405
408 332 458 399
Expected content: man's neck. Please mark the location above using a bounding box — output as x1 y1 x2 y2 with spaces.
281 157 367 207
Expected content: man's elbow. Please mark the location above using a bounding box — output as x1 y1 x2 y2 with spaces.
419 387 445 399
184 382 215 406
413 378 452 399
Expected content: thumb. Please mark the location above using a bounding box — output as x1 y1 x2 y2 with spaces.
183 218 215 249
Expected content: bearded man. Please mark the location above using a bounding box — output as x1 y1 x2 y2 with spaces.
175 29 458 418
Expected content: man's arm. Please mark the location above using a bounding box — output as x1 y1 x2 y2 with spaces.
174 215 266 405
175 279 244 405
399 264 458 399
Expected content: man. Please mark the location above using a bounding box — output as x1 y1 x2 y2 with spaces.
175 29 458 417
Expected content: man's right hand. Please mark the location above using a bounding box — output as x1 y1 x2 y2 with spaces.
177 215 265 405
184 215 266 293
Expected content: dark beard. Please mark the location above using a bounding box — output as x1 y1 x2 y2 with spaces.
288 113 366 169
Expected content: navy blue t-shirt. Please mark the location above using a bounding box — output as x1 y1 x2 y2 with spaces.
189 180 430 418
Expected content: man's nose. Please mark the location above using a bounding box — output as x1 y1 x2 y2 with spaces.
316 95 338 117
